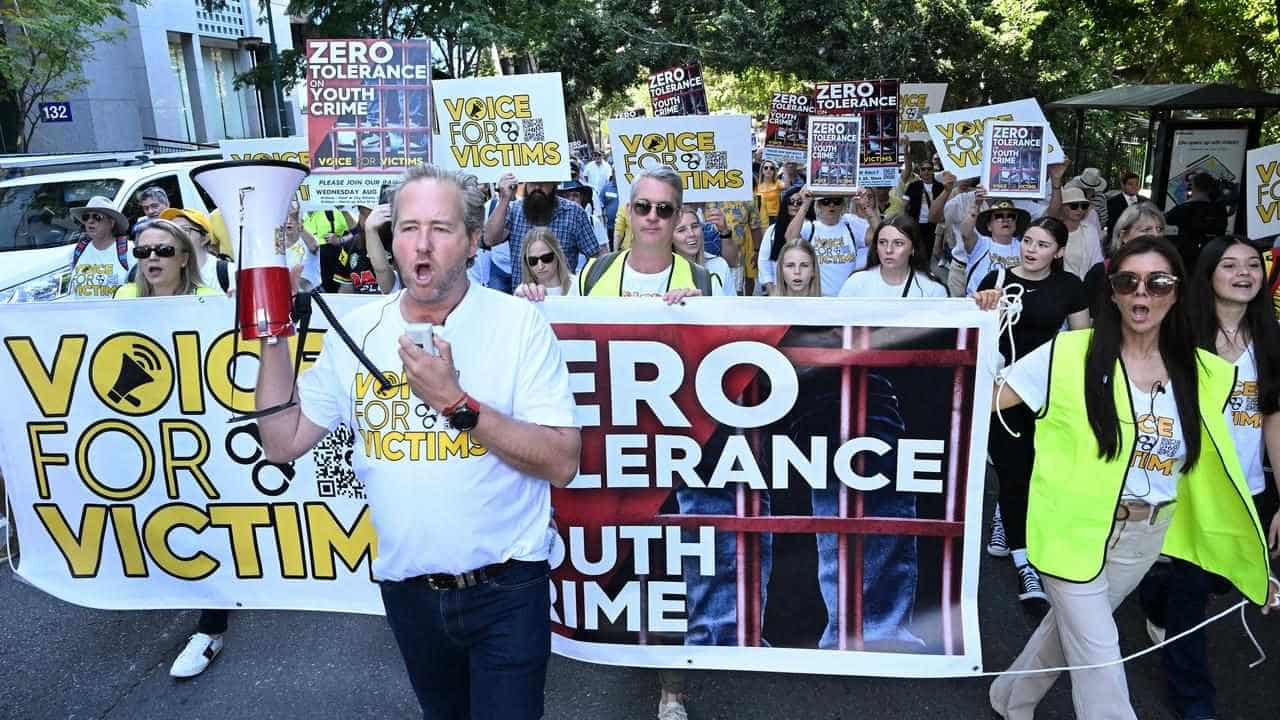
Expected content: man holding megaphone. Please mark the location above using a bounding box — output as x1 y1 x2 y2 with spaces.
253 164 581 720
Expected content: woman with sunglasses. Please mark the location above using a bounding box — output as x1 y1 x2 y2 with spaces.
772 238 821 297
516 227 574 296
972 217 1090 606
757 185 813 295
960 196 1031 297
672 208 733 295
112 219 229 679
783 188 876 296
755 161 784 226
839 215 947 298
1056 186 1105 281
1137 236 1280 720
986 236 1275 720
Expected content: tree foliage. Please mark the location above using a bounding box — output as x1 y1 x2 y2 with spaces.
0 0 135 153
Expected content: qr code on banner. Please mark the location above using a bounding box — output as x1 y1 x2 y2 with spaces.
313 425 365 499
522 118 545 142
705 151 728 170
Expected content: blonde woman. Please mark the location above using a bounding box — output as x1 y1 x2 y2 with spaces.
773 238 821 297
516 227 573 296
673 208 734 295
115 219 220 299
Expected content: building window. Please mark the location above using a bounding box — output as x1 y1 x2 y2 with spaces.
168 42 196 142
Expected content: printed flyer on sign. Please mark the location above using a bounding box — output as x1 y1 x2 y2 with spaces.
980 121 1047 199
807 116 863 195
1165 125 1248 232
1245 142 1280 240
305 38 432 173
923 99 1064 181
813 79 899 187
649 63 709 117
763 92 813 164
433 72 571 184
899 83 948 142
607 114 753 203
0 295 994 678
220 137 391 211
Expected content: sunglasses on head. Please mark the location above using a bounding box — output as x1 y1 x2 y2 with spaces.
816 197 844 207
1109 271 1179 296
632 199 676 219
526 251 556 267
1066 202 1090 210
133 244 178 259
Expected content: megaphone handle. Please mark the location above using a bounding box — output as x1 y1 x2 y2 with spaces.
308 291 394 393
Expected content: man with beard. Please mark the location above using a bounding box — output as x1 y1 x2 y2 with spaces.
483 172 604 287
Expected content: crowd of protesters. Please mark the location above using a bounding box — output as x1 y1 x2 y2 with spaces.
14 131 1280 720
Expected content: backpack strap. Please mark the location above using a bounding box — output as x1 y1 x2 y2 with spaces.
216 259 231 292
115 235 130 270
580 251 622 295
682 256 714 296
71 235 91 268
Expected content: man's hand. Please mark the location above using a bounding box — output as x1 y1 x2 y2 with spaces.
1269 510 1279 560
398 335 464 412
514 282 549 302
325 232 340 245
1048 161 1068 186
662 288 702 305
704 206 729 235
496 172 518 203
940 171 957 188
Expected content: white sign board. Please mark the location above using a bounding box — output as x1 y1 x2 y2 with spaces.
1246 142 1280 240
607 114 754 203
923 99 1064 181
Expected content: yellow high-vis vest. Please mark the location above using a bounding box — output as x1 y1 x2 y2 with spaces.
1026 329 1271 605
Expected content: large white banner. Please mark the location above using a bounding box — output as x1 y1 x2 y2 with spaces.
924 99 1065 181
607 115 754 203
0 295 997 678
1246 142 1280 240
432 72 571 184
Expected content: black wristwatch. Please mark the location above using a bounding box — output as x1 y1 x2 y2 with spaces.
444 393 480 431
718 227 731 238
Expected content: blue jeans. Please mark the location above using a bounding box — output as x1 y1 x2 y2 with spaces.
379 560 551 720
486 260 513 294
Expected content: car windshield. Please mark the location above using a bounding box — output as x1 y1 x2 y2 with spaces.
0 178 124 251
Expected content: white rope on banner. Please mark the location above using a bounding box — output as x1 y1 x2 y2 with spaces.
991 281 1025 438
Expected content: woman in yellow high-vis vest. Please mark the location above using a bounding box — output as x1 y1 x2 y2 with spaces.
980 236 1276 720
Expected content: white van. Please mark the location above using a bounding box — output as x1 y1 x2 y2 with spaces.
0 151 221 302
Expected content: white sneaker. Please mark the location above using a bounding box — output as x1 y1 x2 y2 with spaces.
170 632 223 678
1146 618 1166 646
657 698 689 720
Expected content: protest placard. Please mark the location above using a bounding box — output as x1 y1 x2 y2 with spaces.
649 62 709 117
813 79 900 187
0 295 995 678
613 108 647 119
607 114 753 203
807 115 863 195
980 121 1048 199
221 137 391 211
1246 142 1280 240
433 72 571 184
924 99 1064 181
763 91 813 164
899 83 948 142
305 38 432 173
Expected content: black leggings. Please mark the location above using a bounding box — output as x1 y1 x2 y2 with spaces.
196 609 229 635
988 405 1037 551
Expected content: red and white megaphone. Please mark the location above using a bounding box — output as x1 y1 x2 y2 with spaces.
192 159 309 341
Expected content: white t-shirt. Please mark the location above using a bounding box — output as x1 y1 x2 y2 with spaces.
70 241 133 300
567 256 727 297
297 283 577 579
1004 341 1182 504
1227 346 1265 495
757 225 778 289
964 235 1021 296
799 214 869 297
287 238 322 291
704 255 736 297
197 253 237 292
1064 224 1103 280
839 267 948 298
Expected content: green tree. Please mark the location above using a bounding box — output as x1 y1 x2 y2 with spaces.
0 0 135 153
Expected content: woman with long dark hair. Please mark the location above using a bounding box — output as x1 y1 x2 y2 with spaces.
838 215 947 297
972 216 1090 606
757 184 813 295
986 236 1274 720
1138 235 1280 720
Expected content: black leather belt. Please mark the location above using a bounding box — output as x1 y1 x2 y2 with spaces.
413 558 518 591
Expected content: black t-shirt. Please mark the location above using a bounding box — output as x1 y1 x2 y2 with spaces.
978 268 1088 364
333 240 387 294
1164 200 1227 270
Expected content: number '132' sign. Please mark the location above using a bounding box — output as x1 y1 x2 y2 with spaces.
39 102 73 123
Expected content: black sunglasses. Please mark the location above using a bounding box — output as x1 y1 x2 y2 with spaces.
82 212 107 223
816 197 844 207
526 251 557 267
632 199 676 219
1109 271 1179 297
132 244 178 259
992 212 1017 221
1065 202 1090 210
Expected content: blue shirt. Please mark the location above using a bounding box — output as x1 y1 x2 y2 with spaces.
500 196 601 285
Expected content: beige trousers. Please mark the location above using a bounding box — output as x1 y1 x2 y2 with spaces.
990 512 1172 720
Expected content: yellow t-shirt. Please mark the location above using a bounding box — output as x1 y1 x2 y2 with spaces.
114 284 221 299
755 179 784 220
